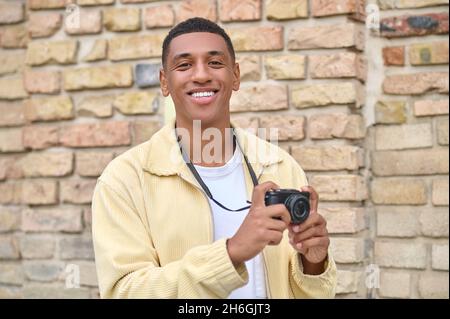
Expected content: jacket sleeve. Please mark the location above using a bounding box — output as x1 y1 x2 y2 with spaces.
92 180 248 298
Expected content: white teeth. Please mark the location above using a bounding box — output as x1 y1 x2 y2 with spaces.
191 91 215 98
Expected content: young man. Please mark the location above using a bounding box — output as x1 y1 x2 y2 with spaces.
92 17 336 298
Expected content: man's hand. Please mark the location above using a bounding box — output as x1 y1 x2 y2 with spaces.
227 181 291 268
288 186 329 274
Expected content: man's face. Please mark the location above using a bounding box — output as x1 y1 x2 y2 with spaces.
160 32 240 127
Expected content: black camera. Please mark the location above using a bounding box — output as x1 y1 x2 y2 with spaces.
264 189 310 224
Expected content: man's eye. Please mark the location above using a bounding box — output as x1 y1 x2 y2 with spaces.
177 63 190 68
209 61 223 66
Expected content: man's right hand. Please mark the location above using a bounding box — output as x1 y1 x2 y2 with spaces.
227 181 291 268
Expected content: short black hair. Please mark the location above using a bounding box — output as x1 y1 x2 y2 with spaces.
162 17 236 67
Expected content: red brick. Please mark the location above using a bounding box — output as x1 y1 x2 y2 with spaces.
383 72 448 95
0 102 25 127
23 125 59 150
23 70 61 94
59 122 131 147
383 46 405 66
176 0 217 23
311 0 358 17
0 25 28 49
28 13 62 38
60 180 97 204
380 13 449 38
0 3 24 24
21 180 58 205
144 5 174 29
219 0 261 22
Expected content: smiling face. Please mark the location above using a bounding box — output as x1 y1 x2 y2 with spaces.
160 32 240 129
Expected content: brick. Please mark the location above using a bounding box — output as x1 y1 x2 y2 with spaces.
375 123 432 150
121 0 163 2
420 209 449 237
23 125 59 150
410 41 449 65
230 84 287 112
77 95 114 118
311 0 358 17
135 64 160 88
60 180 97 204
83 208 92 228
309 114 365 140
23 283 91 299
379 272 411 298
414 99 448 116
0 157 22 180
78 261 98 287
0 182 22 205
20 234 55 259
0 3 24 24
176 0 217 23
227 26 283 52
26 40 78 66
144 5 174 29
219 0 261 22
371 179 427 205
60 122 131 147
336 270 359 294
132 120 162 145
0 285 22 299
76 151 114 177
83 39 107 62
0 51 25 76
0 102 25 127
59 235 95 260
265 55 305 80
23 70 61 94
65 10 102 35
311 175 367 201
383 72 449 95
292 83 361 109
377 209 419 237
78 0 114 4
28 0 71 9
0 24 28 48
28 13 62 38
419 273 449 298
378 0 449 9
0 235 19 259
330 238 364 263
108 34 164 61
0 263 24 285
23 260 64 282
18 153 73 177
260 116 305 141
22 208 82 233
437 117 449 145
381 13 449 38
373 149 448 176
113 91 159 115
236 55 261 81
266 0 307 20
309 52 366 82
22 180 58 205
374 101 407 124
231 116 259 131
292 145 360 171
432 244 449 270
0 75 28 100
320 207 365 234
375 241 427 269
24 96 74 122
63 64 133 91
288 23 363 51
0 208 21 233
0 128 25 153
432 179 449 206
382 46 405 66
104 7 140 32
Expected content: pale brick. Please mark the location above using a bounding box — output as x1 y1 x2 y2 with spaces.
375 123 432 150
0 157 22 180
65 10 102 35
104 7 140 32
28 13 62 38
0 285 22 299
0 263 24 285
23 70 61 94
18 153 73 178
371 179 427 205
144 5 174 29
312 0 357 16
20 234 55 259
0 208 21 233
288 23 364 50
0 24 28 48
108 34 164 61
0 52 25 76
320 207 365 234
78 0 114 4
414 99 448 117
60 180 97 204
410 41 449 65
26 40 78 66
266 0 307 20
336 270 359 294
419 273 449 299
0 128 25 152
83 208 92 228
379 272 411 298
23 125 59 150
78 261 98 287
219 0 261 22
83 39 107 62
24 96 74 122
113 91 159 115
77 95 114 118
292 145 360 171
265 55 305 80
372 149 448 176
236 55 261 81
227 27 283 52
23 283 91 299
59 235 95 260
375 101 407 124
23 260 64 282
132 120 162 145
437 117 449 145
176 0 217 23
420 209 449 237
382 46 405 66
22 208 82 233
230 84 287 112
432 179 449 206
378 0 449 9
432 244 449 270
259 116 305 141
63 64 133 91
21 180 58 205
0 102 25 127
0 235 19 259
76 151 114 177
311 175 367 201
0 2 24 24
0 75 28 100
375 241 427 269
0 182 22 205
377 209 419 237
309 114 365 139
292 83 360 109
383 72 448 95
330 238 364 263
28 0 71 9
230 116 259 131
309 52 366 82
60 121 131 147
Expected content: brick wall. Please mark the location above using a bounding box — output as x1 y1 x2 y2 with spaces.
0 0 448 299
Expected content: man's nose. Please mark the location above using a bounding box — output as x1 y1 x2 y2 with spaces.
191 64 212 83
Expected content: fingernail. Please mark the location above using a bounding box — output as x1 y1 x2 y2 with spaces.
296 243 302 250
293 225 300 233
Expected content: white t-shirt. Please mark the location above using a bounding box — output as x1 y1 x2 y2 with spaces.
194 148 267 299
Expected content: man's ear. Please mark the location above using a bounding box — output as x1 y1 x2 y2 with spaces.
232 62 240 91
160 67 170 97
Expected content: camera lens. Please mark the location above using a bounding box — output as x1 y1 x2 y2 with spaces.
285 194 310 224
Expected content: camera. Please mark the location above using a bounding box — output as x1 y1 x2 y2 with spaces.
264 189 310 224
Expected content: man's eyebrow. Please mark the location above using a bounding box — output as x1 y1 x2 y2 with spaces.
172 51 226 62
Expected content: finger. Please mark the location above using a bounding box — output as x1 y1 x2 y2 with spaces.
265 204 291 225
298 236 329 250
292 226 327 243
267 230 283 246
251 181 280 208
267 218 288 232
300 185 319 214
294 213 325 233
